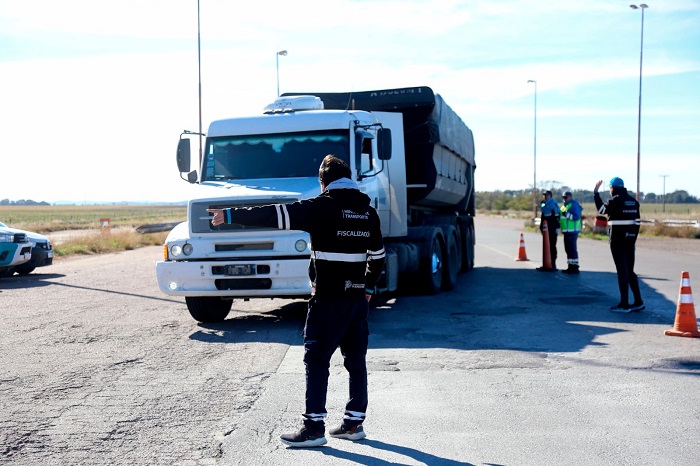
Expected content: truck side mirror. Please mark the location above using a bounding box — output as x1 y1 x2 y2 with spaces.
177 138 191 173
177 138 198 184
377 128 392 160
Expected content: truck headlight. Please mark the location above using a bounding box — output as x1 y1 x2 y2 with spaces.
182 243 193 255
170 245 182 257
295 239 308 252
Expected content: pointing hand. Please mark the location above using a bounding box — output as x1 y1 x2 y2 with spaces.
207 209 225 226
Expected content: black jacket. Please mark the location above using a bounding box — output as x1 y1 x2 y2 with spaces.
222 182 385 297
594 187 641 242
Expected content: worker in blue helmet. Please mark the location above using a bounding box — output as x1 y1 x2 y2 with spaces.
559 191 583 274
594 177 644 313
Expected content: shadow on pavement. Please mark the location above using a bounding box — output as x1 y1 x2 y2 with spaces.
190 266 680 354
317 439 476 465
189 266 700 376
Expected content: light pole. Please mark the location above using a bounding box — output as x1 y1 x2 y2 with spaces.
630 3 648 201
527 79 537 219
197 0 203 167
660 174 669 213
276 50 287 97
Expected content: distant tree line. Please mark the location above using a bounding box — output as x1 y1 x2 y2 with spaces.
0 199 50 206
476 184 698 212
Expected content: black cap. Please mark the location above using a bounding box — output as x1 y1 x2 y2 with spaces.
542 190 552 196
562 191 572 198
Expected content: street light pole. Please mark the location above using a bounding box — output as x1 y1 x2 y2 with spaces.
197 0 203 167
276 50 287 97
527 80 538 219
630 4 648 201
660 174 669 213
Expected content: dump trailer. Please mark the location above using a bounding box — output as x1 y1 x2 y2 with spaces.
156 86 476 322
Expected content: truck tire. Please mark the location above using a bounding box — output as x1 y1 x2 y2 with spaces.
462 222 475 271
441 225 460 291
409 226 444 295
185 297 233 323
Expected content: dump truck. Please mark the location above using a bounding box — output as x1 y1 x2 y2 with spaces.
156 86 476 322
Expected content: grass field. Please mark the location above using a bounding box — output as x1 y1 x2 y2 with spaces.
0 204 187 233
0 205 186 258
478 206 700 241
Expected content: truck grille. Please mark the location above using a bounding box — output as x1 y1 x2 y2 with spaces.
215 278 272 290
190 200 297 233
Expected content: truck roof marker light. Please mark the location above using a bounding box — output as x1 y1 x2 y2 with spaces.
263 95 324 114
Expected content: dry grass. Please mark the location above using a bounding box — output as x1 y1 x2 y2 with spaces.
54 230 169 257
0 205 182 258
0 205 186 233
486 209 700 240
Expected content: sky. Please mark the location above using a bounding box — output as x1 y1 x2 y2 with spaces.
1 0 699 204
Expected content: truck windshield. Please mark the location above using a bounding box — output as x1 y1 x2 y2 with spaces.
203 130 350 181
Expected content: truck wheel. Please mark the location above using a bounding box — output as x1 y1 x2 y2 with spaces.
185 297 233 323
0 267 16 278
413 226 444 295
441 225 460 291
462 222 475 271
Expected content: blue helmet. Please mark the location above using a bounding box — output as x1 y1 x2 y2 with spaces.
609 177 625 188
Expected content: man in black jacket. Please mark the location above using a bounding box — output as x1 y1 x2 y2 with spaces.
208 155 385 447
594 177 644 313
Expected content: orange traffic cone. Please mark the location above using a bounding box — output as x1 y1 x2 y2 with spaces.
537 222 554 271
665 271 700 338
515 233 529 261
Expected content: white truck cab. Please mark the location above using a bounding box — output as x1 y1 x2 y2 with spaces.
156 95 396 322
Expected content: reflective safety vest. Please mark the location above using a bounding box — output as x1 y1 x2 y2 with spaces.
560 200 582 233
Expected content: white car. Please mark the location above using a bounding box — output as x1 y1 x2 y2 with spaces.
0 221 53 276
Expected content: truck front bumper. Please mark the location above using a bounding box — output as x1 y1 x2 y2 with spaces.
156 257 312 298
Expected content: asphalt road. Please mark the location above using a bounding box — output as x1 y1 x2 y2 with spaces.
1 216 699 466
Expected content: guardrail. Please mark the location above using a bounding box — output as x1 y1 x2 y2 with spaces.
135 222 181 234
533 217 699 229
641 219 700 228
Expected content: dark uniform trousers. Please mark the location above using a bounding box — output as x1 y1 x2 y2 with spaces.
303 295 369 430
610 235 642 305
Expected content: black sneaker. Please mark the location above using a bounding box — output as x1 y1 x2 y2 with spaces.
610 303 632 313
280 426 327 448
629 301 645 312
329 424 366 441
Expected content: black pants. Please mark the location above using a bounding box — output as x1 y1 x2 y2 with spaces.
610 237 642 305
302 295 369 431
544 223 558 267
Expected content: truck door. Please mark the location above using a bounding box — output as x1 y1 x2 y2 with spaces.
356 128 392 237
